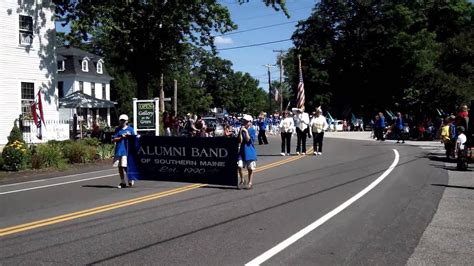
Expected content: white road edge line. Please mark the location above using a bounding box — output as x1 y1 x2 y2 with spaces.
246 149 400 266
0 174 117 195
0 168 116 188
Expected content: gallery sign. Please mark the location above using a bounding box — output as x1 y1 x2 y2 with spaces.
127 136 238 187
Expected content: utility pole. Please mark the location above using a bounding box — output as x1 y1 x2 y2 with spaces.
160 73 165 113
173 79 177 117
273 49 286 112
264 64 274 115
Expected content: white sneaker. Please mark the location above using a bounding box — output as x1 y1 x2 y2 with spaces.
313 152 318 155
318 152 322 155
286 153 290 156
296 152 300 155
128 180 135 187
280 152 285 156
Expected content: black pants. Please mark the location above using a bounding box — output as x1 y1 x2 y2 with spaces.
296 127 308 153
313 132 324 153
281 132 292 154
395 128 405 142
258 129 268 144
375 128 385 140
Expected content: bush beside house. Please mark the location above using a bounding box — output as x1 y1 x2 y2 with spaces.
1 121 115 172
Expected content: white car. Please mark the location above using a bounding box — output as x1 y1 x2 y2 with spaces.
329 120 344 131
202 117 224 136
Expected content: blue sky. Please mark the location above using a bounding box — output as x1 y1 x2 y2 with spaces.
215 0 317 91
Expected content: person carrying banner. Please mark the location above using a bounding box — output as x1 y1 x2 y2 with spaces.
113 114 136 188
238 114 257 189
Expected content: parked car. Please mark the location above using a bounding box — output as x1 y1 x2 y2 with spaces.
202 117 224 136
329 120 344 131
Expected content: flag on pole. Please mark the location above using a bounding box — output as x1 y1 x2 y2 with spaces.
31 90 45 140
296 55 305 110
274 86 279 102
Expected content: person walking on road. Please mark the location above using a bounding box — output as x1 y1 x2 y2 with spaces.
395 112 405 143
113 114 136 188
238 115 257 189
375 112 386 141
309 107 329 155
257 112 269 145
279 110 294 156
294 107 310 155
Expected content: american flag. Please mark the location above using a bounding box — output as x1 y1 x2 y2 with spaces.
31 90 45 140
296 55 305 109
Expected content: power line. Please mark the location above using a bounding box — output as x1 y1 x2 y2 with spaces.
235 6 314 21
217 39 291 51
216 21 298 36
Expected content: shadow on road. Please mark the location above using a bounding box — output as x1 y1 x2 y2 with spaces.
82 185 117 189
431 184 474 190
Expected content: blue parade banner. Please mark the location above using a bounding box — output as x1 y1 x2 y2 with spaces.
127 136 239 187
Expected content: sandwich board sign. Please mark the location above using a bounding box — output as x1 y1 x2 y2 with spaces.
133 98 160 136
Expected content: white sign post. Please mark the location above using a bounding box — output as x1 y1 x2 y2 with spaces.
132 97 171 136
133 98 160 136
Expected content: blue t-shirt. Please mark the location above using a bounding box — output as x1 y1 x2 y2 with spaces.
114 126 136 156
239 127 257 161
395 117 403 130
257 119 268 131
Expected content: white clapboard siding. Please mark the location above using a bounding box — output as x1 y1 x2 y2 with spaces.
0 0 58 145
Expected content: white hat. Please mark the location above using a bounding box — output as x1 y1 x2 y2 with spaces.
119 114 129 121
242 114 253 122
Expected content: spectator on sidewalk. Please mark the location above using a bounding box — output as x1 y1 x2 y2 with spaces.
113 114 136 188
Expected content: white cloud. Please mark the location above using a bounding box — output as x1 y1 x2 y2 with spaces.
214 36 234 45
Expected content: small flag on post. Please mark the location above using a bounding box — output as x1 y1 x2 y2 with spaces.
31 90 45 140
296 54 305 110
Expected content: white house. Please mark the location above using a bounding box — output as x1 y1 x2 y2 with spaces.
57 46 114 127
0 0 64 146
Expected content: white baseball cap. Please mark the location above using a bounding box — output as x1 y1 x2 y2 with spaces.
242 114 253 122
119 114 129 121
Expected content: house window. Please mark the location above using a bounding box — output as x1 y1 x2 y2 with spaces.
96 61 103 74
19 15 33 45
79 81 84 92
102 83 106 99
21 82 34 117
81 59 89 72
57 61 65 71
91 82 95 97
58 81 64 98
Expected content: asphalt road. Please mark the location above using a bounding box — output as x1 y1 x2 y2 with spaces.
0 136 447 265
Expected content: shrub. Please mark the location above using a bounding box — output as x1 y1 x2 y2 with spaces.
97 144 115 159
0 156 4 169
1 140 30 171
32 144 66 169
62 142 89 164
80 138 101 147
84 145 98 162
7 121 24 144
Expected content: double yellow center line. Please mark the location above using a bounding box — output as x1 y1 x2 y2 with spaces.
0 150 312 237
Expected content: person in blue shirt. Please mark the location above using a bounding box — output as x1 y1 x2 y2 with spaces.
113 114 136 188
376 112 385 141
395 112 405 143
257 112 269 145
238 114 257 189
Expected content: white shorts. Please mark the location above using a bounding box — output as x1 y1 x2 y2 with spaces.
113 156 127 168
237 160 256 170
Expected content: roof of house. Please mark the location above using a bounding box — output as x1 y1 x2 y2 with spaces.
56 46 113 80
